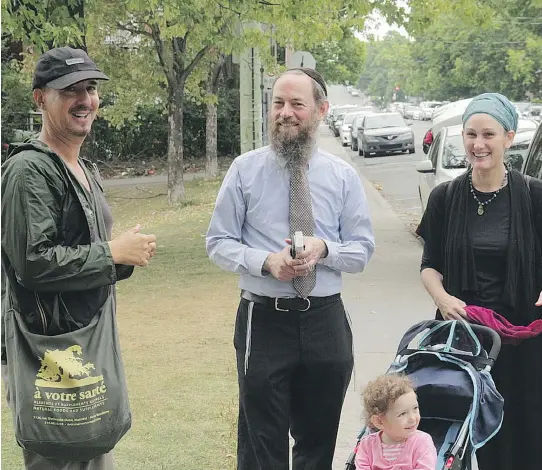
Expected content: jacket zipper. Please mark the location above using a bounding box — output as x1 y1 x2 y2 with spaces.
34 293 48 334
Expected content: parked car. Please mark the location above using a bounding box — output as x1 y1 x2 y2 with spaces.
416 120 540 210
339 109 376 147
350 115 366 151
420 101 442 120
523 120 542 179
526 104 542 123
329 105 358 132
333 112 346 137
357 112 415 157
339 111 366 146
403 105 420 120
392 102 409 116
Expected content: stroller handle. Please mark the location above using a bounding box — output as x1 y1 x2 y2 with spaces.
467 323 501 364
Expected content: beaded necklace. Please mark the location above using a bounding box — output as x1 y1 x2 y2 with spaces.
468 169 508 216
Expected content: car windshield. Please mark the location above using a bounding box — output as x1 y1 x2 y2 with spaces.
365 115 405 129
442 134 467 169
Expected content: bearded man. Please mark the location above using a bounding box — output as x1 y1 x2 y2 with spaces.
206 68 375 470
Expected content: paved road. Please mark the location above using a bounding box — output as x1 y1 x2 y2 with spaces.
327 85 432 230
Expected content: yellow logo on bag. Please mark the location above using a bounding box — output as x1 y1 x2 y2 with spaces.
35 345 103 389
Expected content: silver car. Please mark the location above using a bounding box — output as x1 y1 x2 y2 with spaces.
357 113 415 157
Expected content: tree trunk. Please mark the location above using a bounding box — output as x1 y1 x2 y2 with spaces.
205 98 219 178
167 86 185 204
205 54 225 179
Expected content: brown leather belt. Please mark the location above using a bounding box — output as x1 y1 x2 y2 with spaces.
240 290 340 312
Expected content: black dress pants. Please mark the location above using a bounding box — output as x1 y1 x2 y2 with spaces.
234 296 354 470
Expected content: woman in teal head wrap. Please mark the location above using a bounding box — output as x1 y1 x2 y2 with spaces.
417 92 542 470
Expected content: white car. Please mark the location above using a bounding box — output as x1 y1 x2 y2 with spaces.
419 101 442 120
339 110 371 147
416 120 539 211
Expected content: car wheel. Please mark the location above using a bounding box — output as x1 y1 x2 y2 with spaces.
409 149 415 154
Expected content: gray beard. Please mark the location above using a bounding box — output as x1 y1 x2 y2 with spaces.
270 124 317 169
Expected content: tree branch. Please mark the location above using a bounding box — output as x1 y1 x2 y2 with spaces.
210 53 226 92
150 23 175 86
217 2 241 15
116 22 151 37
182 44 212 81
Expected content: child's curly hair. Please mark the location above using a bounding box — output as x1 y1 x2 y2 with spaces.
362 374 415 427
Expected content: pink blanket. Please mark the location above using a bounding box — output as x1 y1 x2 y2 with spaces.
465 306 542 345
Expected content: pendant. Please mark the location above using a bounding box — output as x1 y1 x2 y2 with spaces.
477 204 484 216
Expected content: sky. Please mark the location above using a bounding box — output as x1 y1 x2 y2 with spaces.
361 12 409 40
359 1 410 41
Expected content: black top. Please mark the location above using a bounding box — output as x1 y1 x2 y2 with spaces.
422 185 511 310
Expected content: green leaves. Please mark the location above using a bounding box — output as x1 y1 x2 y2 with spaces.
310 29 366 85
358 0 542 102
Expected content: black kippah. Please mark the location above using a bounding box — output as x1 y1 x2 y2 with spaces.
288 67 328 97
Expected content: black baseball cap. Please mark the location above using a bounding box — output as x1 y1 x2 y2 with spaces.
32 47 109 90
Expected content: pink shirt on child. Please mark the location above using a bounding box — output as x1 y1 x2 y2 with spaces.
355 430 437 470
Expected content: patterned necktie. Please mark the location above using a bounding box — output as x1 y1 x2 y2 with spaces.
289 164 317 298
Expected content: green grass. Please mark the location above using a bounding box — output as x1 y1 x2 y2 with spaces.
1 178 239 470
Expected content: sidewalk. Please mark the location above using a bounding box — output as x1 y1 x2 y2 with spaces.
316 131 436 469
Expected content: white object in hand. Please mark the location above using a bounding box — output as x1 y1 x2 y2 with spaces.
294 231 304 256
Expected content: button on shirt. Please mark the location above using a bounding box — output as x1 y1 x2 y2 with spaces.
206 146 375 298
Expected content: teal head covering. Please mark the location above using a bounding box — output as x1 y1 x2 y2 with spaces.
462 93 518 132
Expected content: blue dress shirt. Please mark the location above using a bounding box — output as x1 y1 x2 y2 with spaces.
206 146 375 298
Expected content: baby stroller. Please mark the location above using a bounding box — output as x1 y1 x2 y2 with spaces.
345 319 503 470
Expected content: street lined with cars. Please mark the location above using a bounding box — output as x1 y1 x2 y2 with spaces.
326 85 542 228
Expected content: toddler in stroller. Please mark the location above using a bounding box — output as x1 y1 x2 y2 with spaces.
354 373 437 469
345 320 504 470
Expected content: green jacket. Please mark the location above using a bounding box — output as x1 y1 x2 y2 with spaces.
1 140 133 338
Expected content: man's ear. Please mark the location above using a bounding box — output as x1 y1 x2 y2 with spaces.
33 89 45 110
318 100 329 120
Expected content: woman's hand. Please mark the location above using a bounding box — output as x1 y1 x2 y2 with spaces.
435 294 468 320
536 290 542 307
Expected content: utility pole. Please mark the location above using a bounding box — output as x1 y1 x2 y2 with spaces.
239 23 263 154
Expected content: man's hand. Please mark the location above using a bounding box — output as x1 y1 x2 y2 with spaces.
436 294 467 320
286 237 327 277
263 246 297 281
108 224 157 267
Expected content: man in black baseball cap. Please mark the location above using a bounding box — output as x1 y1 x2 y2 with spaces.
32 46 109 90
2 47 157 469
